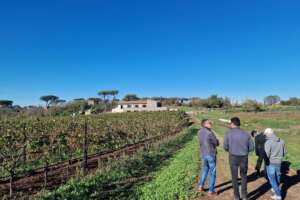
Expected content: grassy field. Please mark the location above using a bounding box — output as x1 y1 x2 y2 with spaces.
191 109 300 169
137 128 200 200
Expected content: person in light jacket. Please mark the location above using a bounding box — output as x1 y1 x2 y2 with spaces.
198 119 219 197
264 128 286 200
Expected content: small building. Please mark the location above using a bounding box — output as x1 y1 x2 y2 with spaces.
112 99 167 113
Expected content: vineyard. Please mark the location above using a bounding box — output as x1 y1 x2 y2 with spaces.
38 127 198 200
0 111 190 199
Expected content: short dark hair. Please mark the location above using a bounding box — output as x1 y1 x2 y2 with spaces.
201 119 209 127
231 117 241 126
251 130 257 137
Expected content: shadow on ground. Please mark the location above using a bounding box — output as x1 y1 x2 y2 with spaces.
215 161 300 200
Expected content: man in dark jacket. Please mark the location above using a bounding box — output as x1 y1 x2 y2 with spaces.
198 119 219 197
252 131 267 177
224 117 254 200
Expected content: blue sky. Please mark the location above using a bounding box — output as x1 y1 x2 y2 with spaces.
0 0 299 106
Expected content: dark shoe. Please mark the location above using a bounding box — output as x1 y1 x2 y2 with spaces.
208 192 218 197
255 170 261 177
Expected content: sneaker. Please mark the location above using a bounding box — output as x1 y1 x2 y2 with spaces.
271 195 282 200
197 186 204 192
208 192 218 197
271 188 275 193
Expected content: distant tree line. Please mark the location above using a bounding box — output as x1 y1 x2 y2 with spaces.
2 91 300 117
0 100 13 107
189 95 231 109
281 97 300 106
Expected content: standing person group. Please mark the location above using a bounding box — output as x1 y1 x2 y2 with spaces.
197 117 286 200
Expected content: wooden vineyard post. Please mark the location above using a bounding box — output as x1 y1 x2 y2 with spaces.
9 174 13 199
98 157 102 169
22 123 27 164
82 119 88 175
67 160 71 178
44 161 49 188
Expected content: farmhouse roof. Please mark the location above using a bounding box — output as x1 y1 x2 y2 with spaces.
118 100 149 105
88 98 101 101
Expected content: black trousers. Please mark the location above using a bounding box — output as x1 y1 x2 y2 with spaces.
255 155 264 172
255 151 268 177
229 155 248 199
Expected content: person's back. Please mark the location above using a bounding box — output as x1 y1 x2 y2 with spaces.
254 132 267 176
255 133 266 154
265 132 286 165
223 117 254 200
224 128 254 156
264 128 286 200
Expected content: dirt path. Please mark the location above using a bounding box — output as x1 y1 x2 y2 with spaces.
199 155 300 200
197 133 300 200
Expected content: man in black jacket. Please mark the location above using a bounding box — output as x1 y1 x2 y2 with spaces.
252 130 267 177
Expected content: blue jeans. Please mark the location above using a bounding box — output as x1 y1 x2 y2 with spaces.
199 155 216 193
267 164 281 197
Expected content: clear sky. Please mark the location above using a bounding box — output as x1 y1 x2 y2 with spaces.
0 0 299 106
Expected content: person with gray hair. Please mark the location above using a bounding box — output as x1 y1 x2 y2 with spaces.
264 128 287 200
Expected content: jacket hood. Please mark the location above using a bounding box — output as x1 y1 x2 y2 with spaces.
266 134 280 142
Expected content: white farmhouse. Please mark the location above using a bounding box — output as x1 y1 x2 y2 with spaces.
112 99 168 113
